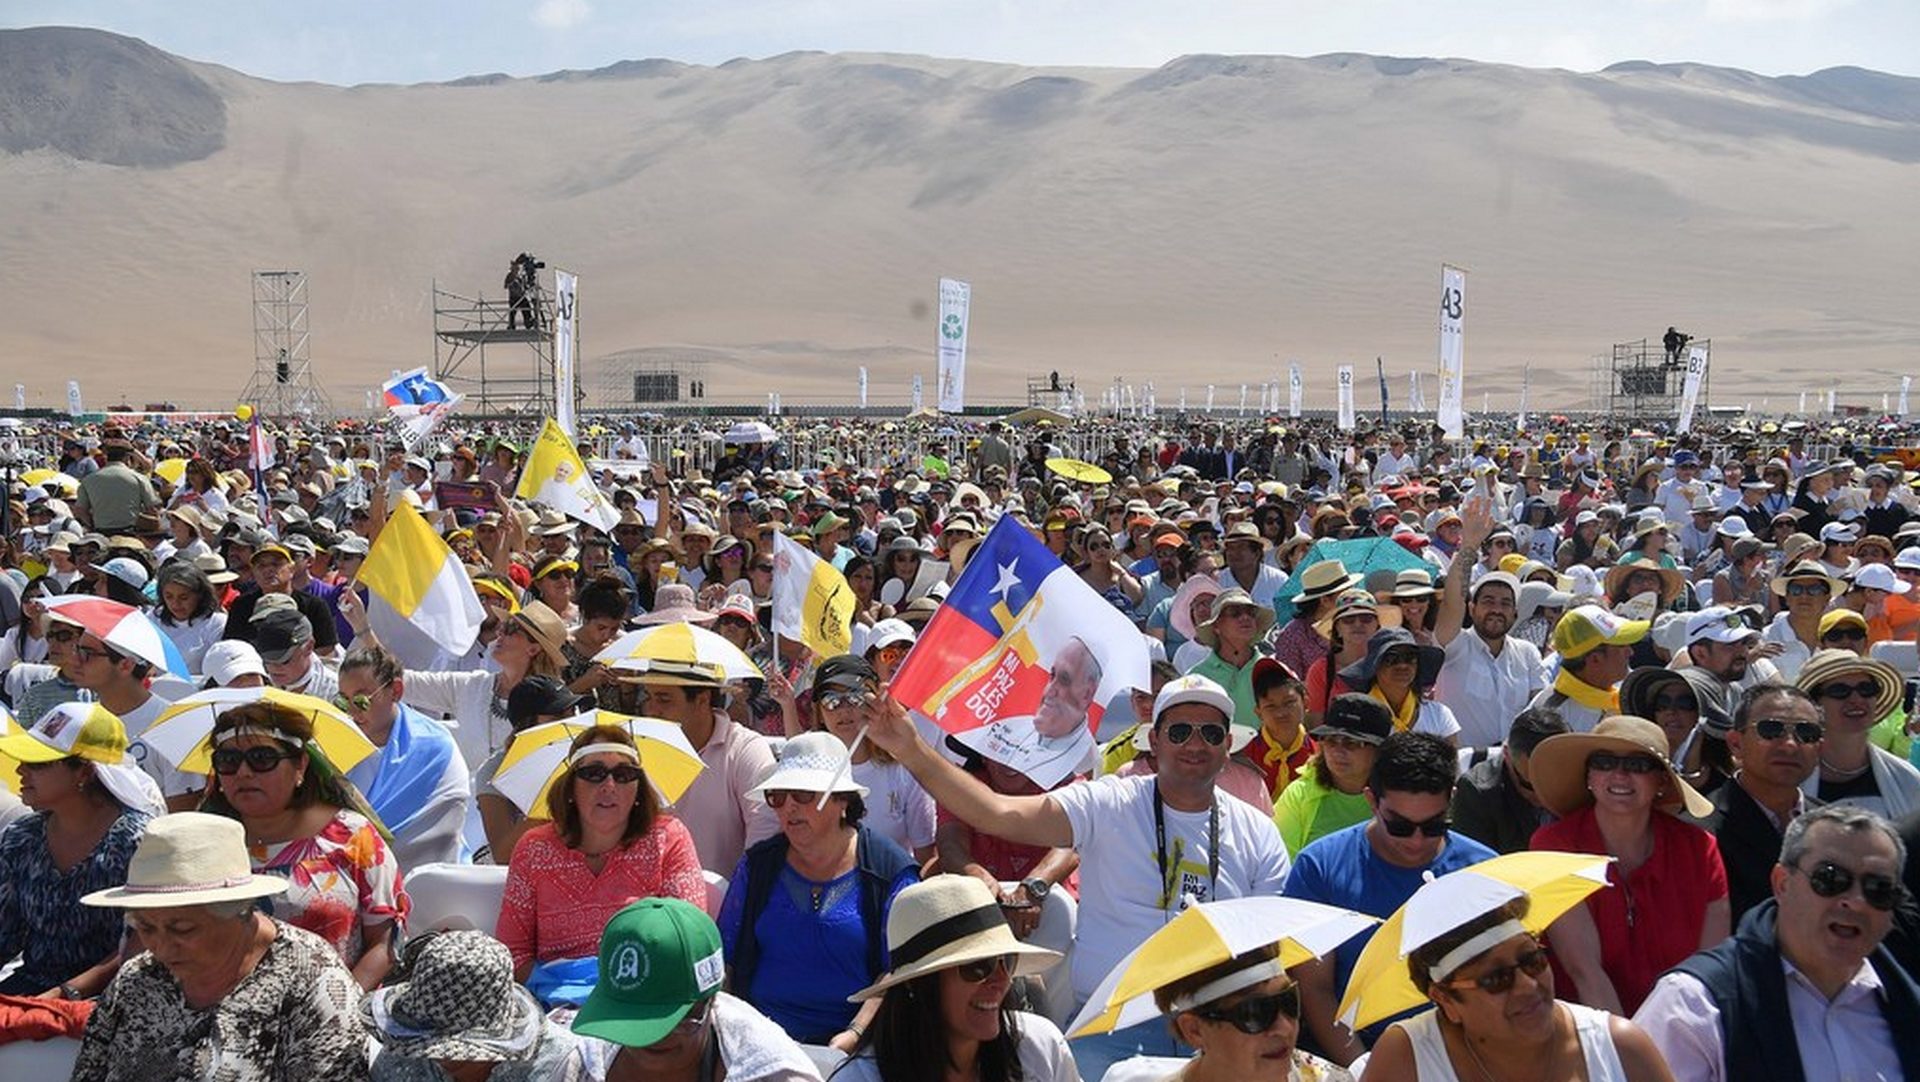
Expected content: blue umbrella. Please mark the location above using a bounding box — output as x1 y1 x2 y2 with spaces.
1270 537 1433 625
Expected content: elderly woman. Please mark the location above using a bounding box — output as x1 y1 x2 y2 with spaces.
567 898 819 1082
837 875 1073 1082
0 703 155 998
200 700 408 990
362 931 578 1082
1795 648 1920 818
1710 536 1770 609
496 724 705 986
1190 588 1277 729
808 655 937 862
717 731 920 1051
1762 561 1847 680
1364 900 1675 1082
152 560 228 674
1529 716 1730 1015
1338 627 1459 742
73 812 368 1082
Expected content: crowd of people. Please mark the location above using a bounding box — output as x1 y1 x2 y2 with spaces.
3 408 1920 1081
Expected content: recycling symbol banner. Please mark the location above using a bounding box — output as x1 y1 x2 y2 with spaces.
937 277 971 414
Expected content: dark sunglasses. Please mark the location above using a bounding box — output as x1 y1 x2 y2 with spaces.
1193 984 1301 1034
1814 680 1882 702
1822 629 1869 644
1652 691 1696 711
1750 718 1825 745
1448 946 1551 995
574 763 643 786
764 789 825 808
956 953 1016 983
750 563 774 573
1786 582 1831 597
818 690 875 711
1792 860 1904 911
1379 650 1421 668
1381 810 1451 838
211 746 297 775
1587 752 1664 775
1163 722 1230 747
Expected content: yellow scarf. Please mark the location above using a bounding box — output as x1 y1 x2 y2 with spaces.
1370 687 1420 732
1552 667 1620 713
1261 723 1306 769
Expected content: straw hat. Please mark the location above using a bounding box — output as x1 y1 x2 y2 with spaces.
364 932 542 1063
1771 560 1848 599
509 601 571 669
1603 556 1686 606
634 583 719 626
850 875 1061 1001
1795 649 1903 722
1292 560 1361 604
1194 588 1275 648
1389 568 1437 600
82 812 290 909
1528 715 1713 819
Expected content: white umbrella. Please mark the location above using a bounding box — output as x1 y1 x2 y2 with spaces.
723 421 779 445
491 712 705 814
593 622 763 681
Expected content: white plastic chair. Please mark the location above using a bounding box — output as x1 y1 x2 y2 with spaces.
802 1043 848 1076
1871 641 1920 677
702 870 729 914
404 862 509 936
1004 882 1078 1028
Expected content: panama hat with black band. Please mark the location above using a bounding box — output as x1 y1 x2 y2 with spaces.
849 875 1060 1001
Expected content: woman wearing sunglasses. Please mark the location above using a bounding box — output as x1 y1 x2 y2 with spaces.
496 724 705 986
833 875 1071 1082
808 654 938 863
1336 628 1459 744
1794 649 1920 818
1365 900 1675 1082
1118 942 1348 1082
199 700 407 990
527 555 582 626
1527 716 1728 1015
718 731 920 1053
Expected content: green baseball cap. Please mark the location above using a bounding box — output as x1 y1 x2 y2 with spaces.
571 898 725 1048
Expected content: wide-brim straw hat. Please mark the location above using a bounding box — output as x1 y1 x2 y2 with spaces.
1528 715 1713 819
1795 649 1904 722
83 812 289 909
850 875 1060 1001
1771 560 1848 599
510 601 572 669
1603 557 1686 606
1389 568 1437 600
1195 588 1276 648
1293 559 1362 604
634 583 719 626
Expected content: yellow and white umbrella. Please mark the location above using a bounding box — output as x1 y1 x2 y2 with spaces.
153 458 190 486
20 469 77 492
1067 896 1378 1038
1046 457 1112 485
1337 851 1613 1031
141 687 377 775
0 706 22 794
492 711 705 815
594 622 762 681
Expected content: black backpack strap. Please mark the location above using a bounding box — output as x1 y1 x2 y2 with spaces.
727 835 790 997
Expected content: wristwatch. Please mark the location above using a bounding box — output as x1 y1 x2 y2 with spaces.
59 983 82 1000
1020 876 1052 903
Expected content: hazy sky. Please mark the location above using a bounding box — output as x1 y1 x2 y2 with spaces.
6 0 1916 83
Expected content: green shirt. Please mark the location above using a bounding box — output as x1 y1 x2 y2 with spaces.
1190 650 1261 730
1272 764 1372 856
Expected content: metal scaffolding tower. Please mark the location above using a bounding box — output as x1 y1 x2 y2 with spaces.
240 271 332 418
1605 336 1711 421
433 271 576 418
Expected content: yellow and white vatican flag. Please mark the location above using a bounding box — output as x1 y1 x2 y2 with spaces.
516 417 618 532
770 531 855 657
358 502 486 668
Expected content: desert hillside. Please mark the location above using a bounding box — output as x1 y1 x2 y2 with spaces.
0 26 1916 412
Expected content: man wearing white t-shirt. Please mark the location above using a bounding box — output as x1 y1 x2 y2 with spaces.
866 673 1293 1082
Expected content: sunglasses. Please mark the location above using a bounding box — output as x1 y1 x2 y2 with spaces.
1587 751 1665 775
1163 722 1230 747
1791 860 1904 911
1814 680 1882 702
750 563 774 573
1749 718 1825 745
1652 691 1696 711
1380 810 1451 838
1193 984 1301 1034
1447 946 1551 995
818 689 875 711
1786 582 1831 597
1822 629 1868 644
956 953 1016 983
332 692 375 713
1379 650 1421 668
211 746 298 775
764 789 826 809
574 763 643 786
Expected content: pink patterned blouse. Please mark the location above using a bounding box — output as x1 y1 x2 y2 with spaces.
496 816 706 968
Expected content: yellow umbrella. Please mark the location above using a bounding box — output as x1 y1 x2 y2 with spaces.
492 711 705 815
1337 851 1613 1031
154 458 189 486
21 469 77 492
1045 457 1111 485
1067 896 1378 1037
141 687 377 774
0 707 22 795
594 622 762 681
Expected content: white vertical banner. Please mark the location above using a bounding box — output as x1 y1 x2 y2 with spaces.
1901 376 1912 418
1828 387 1837 415
1676 346 1708 434
1238 384 1248 414
1437 264 1467 439
767 392 777 416
1336 365 1356 431
1146 382 1157 414
1408 371 1422 414
1882 393 1890 414
364 390 375 412
1205 385 1216 412
1517 365 1531 432
552 270 578 438
66 380 83 416
12 384 23 411
1075 388 1086 413
1179 387 1188 412
936 277 970 413
911 375 924 412
858 367 869 410
1288 364 1303 418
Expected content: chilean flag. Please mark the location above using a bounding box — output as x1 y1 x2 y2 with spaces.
383 367 455 409
890 516 1147 745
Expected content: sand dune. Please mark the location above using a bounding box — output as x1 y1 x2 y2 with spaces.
0 27 1916 413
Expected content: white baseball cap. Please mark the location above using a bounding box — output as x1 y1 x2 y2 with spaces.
1854 563 1912 595
1893 547 1920 572
1685 606 1761 646
1821 521 1861 543
201 641 267 687
1151 674 1235 725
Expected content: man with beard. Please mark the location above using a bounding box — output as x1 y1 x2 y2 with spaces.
1136 527 1192 619
1637 805 1920 1081
1433 497 1546 748
1685 607 1762 725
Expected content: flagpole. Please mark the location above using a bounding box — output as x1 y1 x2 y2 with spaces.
818 724 867 809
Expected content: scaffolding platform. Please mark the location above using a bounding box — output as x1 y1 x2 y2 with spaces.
436 327 550 345
432 279 576 418
1604 336 1710 422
